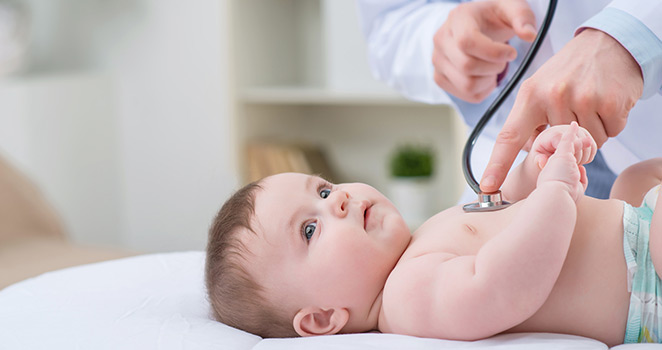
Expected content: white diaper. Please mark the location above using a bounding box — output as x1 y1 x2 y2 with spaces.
622 184 662 343
643 185 661 211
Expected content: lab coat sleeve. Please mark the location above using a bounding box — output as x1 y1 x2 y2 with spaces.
578 2 662 98
356 0 460 104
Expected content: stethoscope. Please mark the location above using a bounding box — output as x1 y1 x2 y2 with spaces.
462 0 558 212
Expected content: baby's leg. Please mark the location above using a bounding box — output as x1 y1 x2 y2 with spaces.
611 159 662 275
610 158 662 206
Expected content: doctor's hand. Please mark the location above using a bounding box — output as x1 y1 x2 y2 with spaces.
480 28 644 194
432 0 537 103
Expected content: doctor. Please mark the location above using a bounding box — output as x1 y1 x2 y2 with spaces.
357 0 662 200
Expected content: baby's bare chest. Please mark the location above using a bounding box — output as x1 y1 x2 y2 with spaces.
401 204 519 260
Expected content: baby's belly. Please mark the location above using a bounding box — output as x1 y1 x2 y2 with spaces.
506 198 630 347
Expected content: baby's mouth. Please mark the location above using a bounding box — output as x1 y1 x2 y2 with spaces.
363 205 371 230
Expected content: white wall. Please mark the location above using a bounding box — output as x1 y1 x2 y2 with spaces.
94 0 236 252
0 73 124 247
1 0 237 252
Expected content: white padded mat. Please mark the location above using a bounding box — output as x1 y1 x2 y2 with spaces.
0 252 650 349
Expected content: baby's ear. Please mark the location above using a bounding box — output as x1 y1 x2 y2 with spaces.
293 307 349 336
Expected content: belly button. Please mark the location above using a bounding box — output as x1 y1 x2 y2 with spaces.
464 224 477 235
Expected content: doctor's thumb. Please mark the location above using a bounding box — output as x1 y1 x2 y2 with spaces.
499 0 537 42
515 21 538 42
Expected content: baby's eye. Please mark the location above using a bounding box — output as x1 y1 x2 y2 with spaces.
320 189 331 199
303 222 317 241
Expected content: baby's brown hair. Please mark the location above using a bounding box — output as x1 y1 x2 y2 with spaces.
205 180 298 338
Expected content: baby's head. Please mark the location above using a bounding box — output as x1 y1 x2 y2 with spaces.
206 172 411 338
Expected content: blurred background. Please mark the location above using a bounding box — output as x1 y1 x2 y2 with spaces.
0 0 465 256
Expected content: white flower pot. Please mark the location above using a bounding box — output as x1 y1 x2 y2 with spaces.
388 177 433 230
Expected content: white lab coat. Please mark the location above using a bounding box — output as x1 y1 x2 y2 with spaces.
358 0 662 195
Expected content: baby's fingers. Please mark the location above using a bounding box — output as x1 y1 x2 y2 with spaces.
574 138 595 165
576 127 597 164
555 121 579 155
579 143 593 165
573 137 585 163
579 164 588 190
535 153 549 169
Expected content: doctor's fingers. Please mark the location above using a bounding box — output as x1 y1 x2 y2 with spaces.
545 98 577 128
438 35 510 77
434 67 496 103
447 24 518 64
595 95 630 139
432 41 498 102
493 0 537 42
480 90 547 193
567 88 628 147
575 112 608 149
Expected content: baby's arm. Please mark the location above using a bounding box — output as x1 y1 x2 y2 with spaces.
501 124 596 201
385 123 586 340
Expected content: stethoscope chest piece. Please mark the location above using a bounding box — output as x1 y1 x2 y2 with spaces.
462 191 511 212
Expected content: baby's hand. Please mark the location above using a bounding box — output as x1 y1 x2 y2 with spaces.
536 122 587 201
529 123 597 170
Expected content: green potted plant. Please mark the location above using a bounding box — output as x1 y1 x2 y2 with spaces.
389 144 434 178
388 144 436 230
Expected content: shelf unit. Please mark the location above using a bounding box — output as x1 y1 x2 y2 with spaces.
227 0 466 211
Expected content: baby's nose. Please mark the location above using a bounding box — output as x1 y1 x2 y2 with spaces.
330 190 350 217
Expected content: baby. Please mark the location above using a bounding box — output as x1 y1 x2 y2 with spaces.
205 122 662 346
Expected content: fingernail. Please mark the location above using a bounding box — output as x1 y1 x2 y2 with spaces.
482 176 496 189
534 155 544 169
523 23 536 35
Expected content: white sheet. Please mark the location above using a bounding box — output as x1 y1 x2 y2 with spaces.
0 252 650 349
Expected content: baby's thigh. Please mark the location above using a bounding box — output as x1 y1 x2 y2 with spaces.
610 158 662 206
619 160 662 276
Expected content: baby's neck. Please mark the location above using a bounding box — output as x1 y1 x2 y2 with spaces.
342 288 384 334
371 289 386 332
371 288 384 327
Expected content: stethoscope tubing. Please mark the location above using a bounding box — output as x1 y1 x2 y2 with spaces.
461 0 559 196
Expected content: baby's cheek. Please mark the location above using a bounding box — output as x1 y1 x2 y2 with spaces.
322 236 365 266
383 214 410 244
